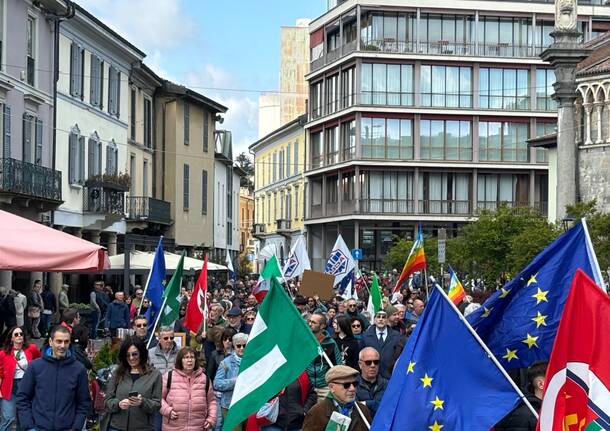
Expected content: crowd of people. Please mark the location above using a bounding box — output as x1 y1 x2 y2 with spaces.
0 272 545 431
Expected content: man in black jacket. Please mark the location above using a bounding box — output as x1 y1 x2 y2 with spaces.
359 309 401 379
495 361 547 431
356 347 388 417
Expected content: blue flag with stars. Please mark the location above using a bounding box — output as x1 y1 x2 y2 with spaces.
372 286 521 431
467 220 603 369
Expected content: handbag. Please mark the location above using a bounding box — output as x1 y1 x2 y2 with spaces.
27 305 41 319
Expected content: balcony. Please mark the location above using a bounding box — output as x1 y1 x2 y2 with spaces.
252 223 266 239
83 184 126 215
276 218 292 236
127 196 171 225
361 199 414 214
419 200 471 215
0 158 62 207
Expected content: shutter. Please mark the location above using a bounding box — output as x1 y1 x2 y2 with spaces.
115 70 121 117
88 139 95 177
35 119 42 165
106 144 112 175
97 141 102 175
184 103 189 145
108 67 115 114
3 105 10 158
203 111 208 152
79 48 85 100
99 61 104 109
22 114 31 163
202 169 208 214
70 43 76 96
90 56 98 105
69 133 76 183
78 136 85 183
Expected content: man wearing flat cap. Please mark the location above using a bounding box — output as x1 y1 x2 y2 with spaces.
302 365 372 431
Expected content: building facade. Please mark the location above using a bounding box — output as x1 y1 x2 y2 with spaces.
0 0 65 290
212 130 242 263
54 4 146 255
240 187 255 255
154 81 226 256
251 115 307 269
304 0 610 271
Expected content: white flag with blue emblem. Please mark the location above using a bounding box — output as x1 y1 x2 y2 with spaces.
282 237 311 280
325 234 356 287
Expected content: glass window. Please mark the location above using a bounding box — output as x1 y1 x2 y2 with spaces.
420 119 472 161
361 64 372 105
478 16 533 57
480 68 530 110
421 65 471 108
536 69 557 111
311 131 323 168
400 119 413 159
372 64 386 105
341 120 356 161
535 122 556 163
361 117 413 160
325 126 339 165
372 118 385 158
386 119 400 159
361 63 413 106
479 121 529 162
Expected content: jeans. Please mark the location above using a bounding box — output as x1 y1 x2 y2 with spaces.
213 393 223 431
90 310 99 339
153 411 162 431
0 378 22 431
40 313 52 338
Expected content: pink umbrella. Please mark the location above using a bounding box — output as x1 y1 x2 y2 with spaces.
0 210 110 272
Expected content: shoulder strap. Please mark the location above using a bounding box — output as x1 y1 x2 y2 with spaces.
166 370 172 391
205 373 210 394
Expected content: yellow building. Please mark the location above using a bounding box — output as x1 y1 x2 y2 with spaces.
250 115 307 268
240 187 255 254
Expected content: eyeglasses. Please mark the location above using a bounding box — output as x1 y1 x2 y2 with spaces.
235 344 246 349
162 336 173 341
348 304 357 308
246 317 255 322
127 352 140 358
136 292 143 296
334 381 357 389
135 323 147 328
13 332 23 337
363 359 380 366
351 324 361 329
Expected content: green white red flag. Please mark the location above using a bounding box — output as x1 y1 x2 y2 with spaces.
537 269 610 431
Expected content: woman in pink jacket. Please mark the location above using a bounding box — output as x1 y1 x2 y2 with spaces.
161 346 217 431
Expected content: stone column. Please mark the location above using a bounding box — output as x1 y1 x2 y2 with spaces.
584 104 593 145
0 271 12 290
540 11 591 221
575 101 583 144
106 232 118 256
595 103 604 144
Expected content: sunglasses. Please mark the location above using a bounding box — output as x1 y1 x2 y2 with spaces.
335 381 357 389
363 359 380 366
162 336 173 341
127 352 140 358
351 324 361 328
135 323 147 328
246 317 255 322
348 304 357 308
13 332 23 337
235 344 246 349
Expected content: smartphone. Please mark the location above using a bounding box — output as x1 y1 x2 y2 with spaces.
128 391 139 397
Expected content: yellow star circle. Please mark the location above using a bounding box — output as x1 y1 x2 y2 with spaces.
527 273 538 286
532 288 549 304
431 396 444 410
499 288 511 298
407 361 416 374
522 333 539 349
502 348 519 362
532 311 548 328
420 373 433 388
429 421 444 431
481 307 493 318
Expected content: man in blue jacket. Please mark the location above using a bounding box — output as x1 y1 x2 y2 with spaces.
104 291 130 337
16 325 91 431
359 308 402 379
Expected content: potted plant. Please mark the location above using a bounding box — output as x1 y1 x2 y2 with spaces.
85 172 131 191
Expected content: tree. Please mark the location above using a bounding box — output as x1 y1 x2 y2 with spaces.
565 200 610 273
235 152 254 190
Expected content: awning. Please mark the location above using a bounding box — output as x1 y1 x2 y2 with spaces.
108 250 227 271
0 210 109 272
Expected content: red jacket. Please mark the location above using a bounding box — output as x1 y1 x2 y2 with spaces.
0 344 41 399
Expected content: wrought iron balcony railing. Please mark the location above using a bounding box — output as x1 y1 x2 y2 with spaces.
126 196 171 225
83 185 125 215
0 157 62 202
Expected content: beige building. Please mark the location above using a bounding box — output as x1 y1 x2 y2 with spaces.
155 81 227 254
240 187 255 254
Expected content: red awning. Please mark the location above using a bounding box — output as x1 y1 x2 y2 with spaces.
0 210 110 272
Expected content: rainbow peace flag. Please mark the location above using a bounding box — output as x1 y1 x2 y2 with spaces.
393 226 426 293
447 266 466 305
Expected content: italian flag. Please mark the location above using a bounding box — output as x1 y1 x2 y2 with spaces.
393 226 426 293
537 269 610 431
223 277 319 431
366 274 382 322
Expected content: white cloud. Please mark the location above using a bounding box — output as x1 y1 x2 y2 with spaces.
75 0 196 53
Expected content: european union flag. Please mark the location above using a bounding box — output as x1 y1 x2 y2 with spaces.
372 286 521 430
467 220 603 369
143 237 166 332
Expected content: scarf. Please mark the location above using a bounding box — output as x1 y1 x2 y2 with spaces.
330 393 355 417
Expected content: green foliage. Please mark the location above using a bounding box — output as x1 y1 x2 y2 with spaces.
384 205 560 286
566 200 610 272
236 253 254 279
235 152 254 190
92 342 118 371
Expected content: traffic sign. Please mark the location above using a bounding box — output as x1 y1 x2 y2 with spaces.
351 248 363 260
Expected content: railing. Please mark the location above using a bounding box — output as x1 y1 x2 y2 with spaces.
276 219 292 232
419 200 471 215
127 196 171 225
361 39 415 54
476 43 534 58
361 199 415 214
419 41 473 56
0 157 62 201
311 204 323 219
83 185 125 215
476 201 530 211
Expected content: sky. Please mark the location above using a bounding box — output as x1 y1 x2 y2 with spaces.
76 0 327 157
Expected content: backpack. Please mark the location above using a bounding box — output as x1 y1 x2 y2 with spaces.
166 370 210 394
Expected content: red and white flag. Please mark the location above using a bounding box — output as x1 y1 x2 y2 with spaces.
184 254 208 333
537 269 610 431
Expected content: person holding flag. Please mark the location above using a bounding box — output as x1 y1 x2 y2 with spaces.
393 226 426 293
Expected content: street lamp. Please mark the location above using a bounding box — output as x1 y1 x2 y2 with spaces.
561 215 575 232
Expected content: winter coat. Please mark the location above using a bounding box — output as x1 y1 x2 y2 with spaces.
15 348 91 431
213 353 241 409
104 367 162 431
148 342 179 375
356 375 388 417
0 294 17 331
0 344 41 399
206 349 230 383
306 331 343 388
335 335 360 369
494 394 541 431
73 344 93 370
104 300 130 330
272 374 317 430
302 398 371 431
359 326 401 379
160 368 217 431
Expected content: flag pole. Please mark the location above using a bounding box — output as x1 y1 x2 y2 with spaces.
319 350 371 430
138 236 163 315
433 283 539 419
146 294 168 350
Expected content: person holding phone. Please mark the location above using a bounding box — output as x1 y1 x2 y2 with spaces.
104 336 162 431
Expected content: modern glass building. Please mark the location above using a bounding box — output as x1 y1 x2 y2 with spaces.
304 0 610 271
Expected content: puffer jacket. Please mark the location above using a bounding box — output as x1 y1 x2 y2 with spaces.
213 353 241 409
160 368 217 431
148 342 179 375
